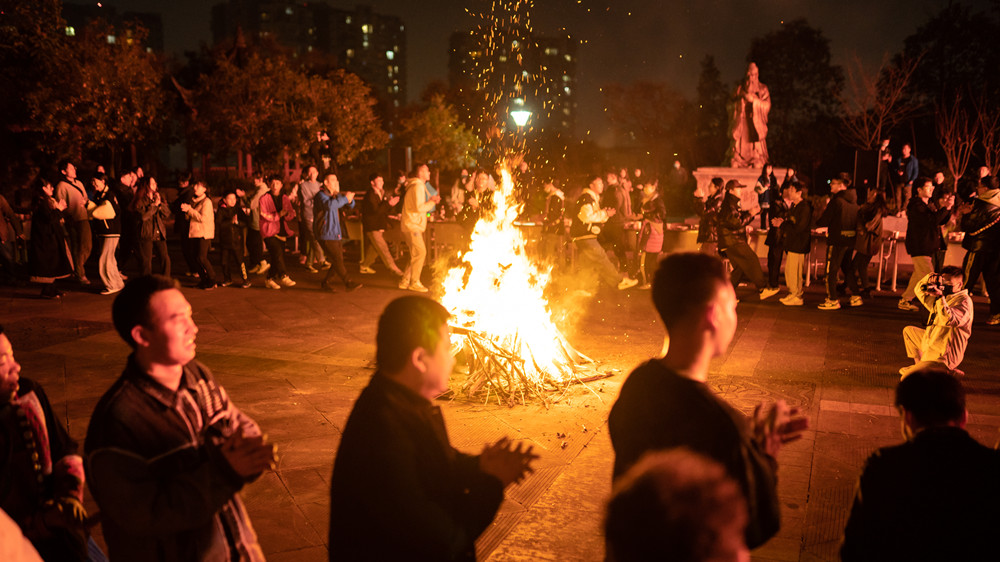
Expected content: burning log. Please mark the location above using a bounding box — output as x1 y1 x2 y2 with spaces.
450 325 606 407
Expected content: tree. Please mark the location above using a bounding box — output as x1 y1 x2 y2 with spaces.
746 19 844 169
695 55 729 165
936 93 979 194
398 94 479 172
838 55 920 151
974 95 1000 175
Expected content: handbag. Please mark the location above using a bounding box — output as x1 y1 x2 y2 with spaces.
89 200 116 221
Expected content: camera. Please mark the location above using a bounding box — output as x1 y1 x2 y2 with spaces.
924 274 950 295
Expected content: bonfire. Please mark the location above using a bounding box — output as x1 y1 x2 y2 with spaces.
441 168 604 406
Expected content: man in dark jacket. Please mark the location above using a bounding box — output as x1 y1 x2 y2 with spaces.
816 175 859 310
696 177 725 256
841 370 1000 560
899 178 953 311
716 180 779 301
329 296 537 561
359 173 403 276
775 182 811 306
609 253 808 550
86 275 274 561
959 175 1000 325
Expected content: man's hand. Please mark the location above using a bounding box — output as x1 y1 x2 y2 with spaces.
752 400 809 458
479 437 539 487
345 192 356 203
220 427 277 478
771 217 784 227
431 195 442 204
180 203 191 213
389 196 400 206
41 496 88 531
605 208 617 217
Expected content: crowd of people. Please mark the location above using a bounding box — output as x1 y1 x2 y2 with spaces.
5 250 995 561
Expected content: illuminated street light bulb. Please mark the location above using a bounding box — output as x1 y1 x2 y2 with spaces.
510 98 532 127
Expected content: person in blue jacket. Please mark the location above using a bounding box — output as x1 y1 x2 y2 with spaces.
314 173 361 292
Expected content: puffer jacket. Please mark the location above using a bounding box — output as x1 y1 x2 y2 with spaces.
716 191 754 250
696 191 723 244
960 189 1000 252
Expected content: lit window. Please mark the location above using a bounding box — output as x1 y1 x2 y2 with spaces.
512 40 519 48
261 12 268 21
362 40 369 49
394 100 400 107
562 75 570 82
522 70 529 78
106 35 116 44
285 6 293 15
362 24 371 34
564 54 572 62
346 48 355 57
393 45 399 52
393 85 399 93
386 50 394 60
499 55 507 62
65 26 75 36
307 46 313 52
564 86 571 94
308 28 315 35
545 47 558 55
400 25 404 31
394 66 398 73
563 108 571 115
346 16 352 24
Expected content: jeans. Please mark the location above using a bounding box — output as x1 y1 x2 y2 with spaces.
574 237 621 288
138 239 170 277
401 229 427 286
901 255 934 301
264 236 287 280
321 239 351 287
98 236 124 292
361 230 401 274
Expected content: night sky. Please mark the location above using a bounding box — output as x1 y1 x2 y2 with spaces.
109 0 955 145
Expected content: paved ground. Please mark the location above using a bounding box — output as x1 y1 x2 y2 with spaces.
3 260 1000 561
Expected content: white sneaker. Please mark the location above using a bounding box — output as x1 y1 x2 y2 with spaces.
849 295 864 307
279 275 296 287
398 280 410 290
617 277 639 290
898 298 919 312
265 278 281 290
781 295 804 306
257 261 271 275
360 266 376 274
408 283 429 293
818 299 841 310
759 287 780 300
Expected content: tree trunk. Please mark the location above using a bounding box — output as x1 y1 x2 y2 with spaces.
237 149 244 177
246 153 253 179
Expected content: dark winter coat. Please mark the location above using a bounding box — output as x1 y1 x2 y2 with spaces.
904 197 950 257
817 189 859 246
28 196 73 279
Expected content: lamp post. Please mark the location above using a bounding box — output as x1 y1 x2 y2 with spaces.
510 98 532 128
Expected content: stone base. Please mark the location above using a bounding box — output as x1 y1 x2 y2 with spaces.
693 166 788 210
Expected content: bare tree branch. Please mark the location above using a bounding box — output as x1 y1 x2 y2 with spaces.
973 93 1000 175
936 93 979 193
838 54 921 150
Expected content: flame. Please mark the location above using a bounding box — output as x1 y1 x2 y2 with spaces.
441 169 584 389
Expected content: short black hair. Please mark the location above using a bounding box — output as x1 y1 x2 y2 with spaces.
368 172 383 183
940 265 964 282
267 174 283 184
652 253 730 331
57 159 73 173
91 171 106 184
375 296 450 374
710 177 724 189
896 370 966 427
112 275 180 349
606 449 747 562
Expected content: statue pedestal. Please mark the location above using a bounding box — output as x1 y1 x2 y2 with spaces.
693 166 788 210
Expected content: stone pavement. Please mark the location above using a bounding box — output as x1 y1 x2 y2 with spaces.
3 269 1000 561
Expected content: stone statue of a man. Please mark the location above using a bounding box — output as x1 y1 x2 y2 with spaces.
730 62 771 168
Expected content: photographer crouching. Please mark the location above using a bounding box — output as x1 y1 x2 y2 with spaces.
900 266 973 379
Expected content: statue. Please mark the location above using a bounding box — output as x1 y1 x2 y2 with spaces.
730 62 771 168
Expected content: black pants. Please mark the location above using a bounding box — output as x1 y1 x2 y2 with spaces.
766 242 783 288
138 239 171 277
825 244 854 300
847 252 874 295
599 223 632 277
724 241 765 291
194 238 215 285
264 236 287 280
641 251 659 286
220 246 247 283
247 228 264 265
963 249 1000 315
320 239 351 287
180 235 201 276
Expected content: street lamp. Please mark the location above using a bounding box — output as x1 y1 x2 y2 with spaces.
510 98 531 128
